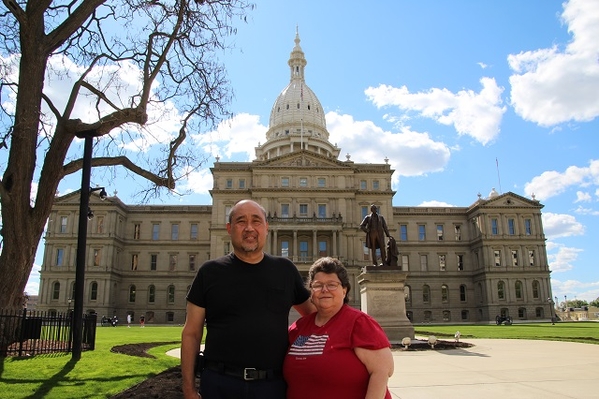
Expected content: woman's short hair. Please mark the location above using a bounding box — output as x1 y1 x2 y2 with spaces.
309 257 351 304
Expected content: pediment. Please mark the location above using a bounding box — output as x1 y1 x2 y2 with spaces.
256 152 349 168
479 192 541 208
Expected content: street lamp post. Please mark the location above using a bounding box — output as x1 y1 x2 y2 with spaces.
72 134 106 361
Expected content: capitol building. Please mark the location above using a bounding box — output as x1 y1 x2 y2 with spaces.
37 33 553 326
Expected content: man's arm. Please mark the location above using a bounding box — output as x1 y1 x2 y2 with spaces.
360 215 370 233
293 297 316 317
181 302 206 399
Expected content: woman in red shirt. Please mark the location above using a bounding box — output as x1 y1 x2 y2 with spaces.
283 257 394 399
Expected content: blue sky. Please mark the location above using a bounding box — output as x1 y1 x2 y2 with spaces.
15 0 599 304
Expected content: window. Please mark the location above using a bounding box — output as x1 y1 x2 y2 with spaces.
460 285 467 302
420 255 428 271
457 254 464 271
439 255 446 271
129 285 136 303
436 225 444 241
60 216 68 233
299 177 308 187
318 204 326 218
442 311 451 322
518 307 527 319
418 225 426 241
134 223 141 239
53 282 60 300
360 180 367 190
318 241 327 256
239 179 245 189
93 249 101 266
401 255 409 271
525 219 532 235
461 310 469 321
56 248 64 266
281 204 289 218
491 218 498 235
189 254 196 271
454 225 461 241
512 250 519 267
226 179 233 188
532 281 540 299
90 282 98 301
171 224 179 240
150 254 157 271
404 286 411 305
167 285 175 304
224 242 231 255
152 224 160 240
299 204 308 216
281 177 289 187
441 285 449 303
169 254 177 271
422 285 430 303
318 178 326 187
131 254 138 270
225 206 232 223
190 223 198 239
166 312 174 322
96 216 104 234
528 250 535 266
497 281 505 300
361 206 369 219
494 250 501 267
372 180 379 190
299 241 309 261
148 285 156 303
424 311 432 322
400 225 408 241
508 218 515 235
515 281 523 299
281 241 289 257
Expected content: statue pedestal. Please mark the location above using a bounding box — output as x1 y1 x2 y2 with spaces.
358 268 414 343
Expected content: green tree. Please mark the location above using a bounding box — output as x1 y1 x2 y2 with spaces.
588 298 599 308
0 0 253 311
565 299 588 309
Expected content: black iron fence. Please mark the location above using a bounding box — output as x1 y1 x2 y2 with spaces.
0 309 97 357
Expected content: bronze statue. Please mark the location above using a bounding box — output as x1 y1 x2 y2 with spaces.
360 204 390 266
385 236 399 267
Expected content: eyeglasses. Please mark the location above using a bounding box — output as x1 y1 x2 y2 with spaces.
311 282 342 292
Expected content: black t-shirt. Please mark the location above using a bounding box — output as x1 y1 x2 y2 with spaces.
186 253 310 370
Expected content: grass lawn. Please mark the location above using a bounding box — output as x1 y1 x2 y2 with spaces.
0 325 183 398
1 322 599 398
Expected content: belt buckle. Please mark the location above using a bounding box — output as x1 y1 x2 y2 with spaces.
243 368 257 381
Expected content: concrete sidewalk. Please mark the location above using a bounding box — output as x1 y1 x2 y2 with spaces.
168 339 599 398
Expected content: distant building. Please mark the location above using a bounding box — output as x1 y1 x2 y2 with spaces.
37 33 553 325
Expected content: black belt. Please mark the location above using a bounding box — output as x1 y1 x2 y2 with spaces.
204 360 282 381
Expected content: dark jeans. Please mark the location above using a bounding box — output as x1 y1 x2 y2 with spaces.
199 369 286 399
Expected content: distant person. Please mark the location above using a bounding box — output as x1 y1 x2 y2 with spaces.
127 314 132 328
284 257 394 399
181 199 316 399
140 315 145 328
360 204 391 266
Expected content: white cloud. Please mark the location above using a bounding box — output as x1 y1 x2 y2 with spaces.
574 191 592 202
326 112 451 186
552 278 599 302
417 200 456 207
179 167 213 195
508 0 599 126
547 242 582 272
193 113 266 161
364 77 506 146
574 205 599 216
542 212 585 238
524 159 599 201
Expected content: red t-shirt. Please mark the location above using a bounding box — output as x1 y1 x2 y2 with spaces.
283 305 391 399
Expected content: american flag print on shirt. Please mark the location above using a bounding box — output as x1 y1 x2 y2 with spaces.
288 334 329 356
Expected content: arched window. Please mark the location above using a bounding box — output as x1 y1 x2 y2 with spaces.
422 285 430 303
148 285 155 303
515 281 523 299
497 281 505 300
532 280 540 299
167 285 175 304
129 285 136 303
442 310 451 321
441 284 449 303
460 285 467 302
404 285 412 305
52 282 60 300
90 282 98 301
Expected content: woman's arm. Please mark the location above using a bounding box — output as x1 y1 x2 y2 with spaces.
354 347 394 399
